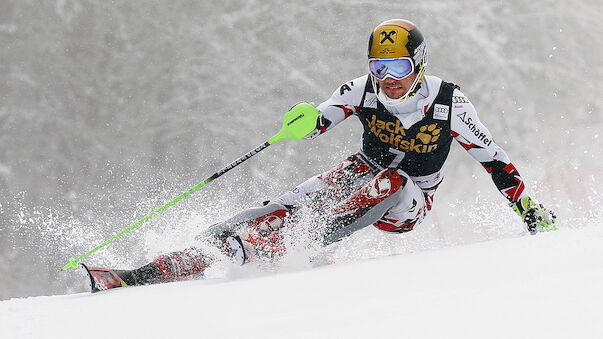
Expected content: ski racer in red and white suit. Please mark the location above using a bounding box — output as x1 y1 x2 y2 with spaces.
291 74 521 222
88 20 556 289
271 74 527 244
197 19 556 266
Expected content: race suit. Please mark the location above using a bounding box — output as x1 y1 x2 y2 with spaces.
134 74 529 282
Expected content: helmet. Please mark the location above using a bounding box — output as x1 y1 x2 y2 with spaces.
367 19 428 106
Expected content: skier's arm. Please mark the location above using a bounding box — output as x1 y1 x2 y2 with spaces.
449 89 526 203
450 89 557 233
305 76 367 139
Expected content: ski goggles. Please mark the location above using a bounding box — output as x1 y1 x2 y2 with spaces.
368 57 414 81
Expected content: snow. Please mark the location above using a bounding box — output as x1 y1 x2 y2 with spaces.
2 225 602 339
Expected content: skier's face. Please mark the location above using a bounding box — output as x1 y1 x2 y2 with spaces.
378 72 417 99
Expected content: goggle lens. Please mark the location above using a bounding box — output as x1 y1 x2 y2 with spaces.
369 58 414 80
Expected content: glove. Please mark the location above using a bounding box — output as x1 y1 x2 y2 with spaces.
512 196 558 235
302 110 325 140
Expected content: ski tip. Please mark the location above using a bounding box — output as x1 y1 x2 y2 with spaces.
79 263 97 293
79 264 130 293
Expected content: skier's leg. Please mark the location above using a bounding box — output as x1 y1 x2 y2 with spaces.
200 202 293 263
125 194 327 284
193 153 376 261
200 202 291 245
120 247 214 286
116 202 293 284
321 168 428 245
83 246 215 292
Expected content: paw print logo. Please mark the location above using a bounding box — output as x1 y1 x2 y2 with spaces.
416 124 441 144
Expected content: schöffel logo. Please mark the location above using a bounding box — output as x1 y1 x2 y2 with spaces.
366 115 441 153
456 112 493 146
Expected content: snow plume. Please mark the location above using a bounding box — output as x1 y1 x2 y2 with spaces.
0 175 234 299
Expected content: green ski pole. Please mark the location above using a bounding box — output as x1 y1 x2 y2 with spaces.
62 103 320 271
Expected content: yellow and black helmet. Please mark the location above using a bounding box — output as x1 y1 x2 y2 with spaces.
368 19 426 64
367 19 428 105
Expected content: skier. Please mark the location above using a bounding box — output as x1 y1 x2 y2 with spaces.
83 19 557 292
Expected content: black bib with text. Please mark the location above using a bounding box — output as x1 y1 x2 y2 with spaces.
357 79 458 177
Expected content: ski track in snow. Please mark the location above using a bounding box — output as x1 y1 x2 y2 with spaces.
1 225 602 339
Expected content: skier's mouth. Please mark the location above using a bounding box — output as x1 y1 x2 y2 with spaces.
384 84 406 91
378 77 411 99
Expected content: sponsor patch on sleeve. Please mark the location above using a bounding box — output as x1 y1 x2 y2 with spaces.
433 104 450 120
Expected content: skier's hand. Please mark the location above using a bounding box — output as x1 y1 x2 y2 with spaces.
303 127 321 140
303 120 326 140
512 196 558 235
297 103 322 140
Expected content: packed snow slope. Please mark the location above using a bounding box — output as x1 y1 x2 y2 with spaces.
1 226 601 339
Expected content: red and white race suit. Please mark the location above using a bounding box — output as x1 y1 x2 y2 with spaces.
206 74 527 254
273 74 526 243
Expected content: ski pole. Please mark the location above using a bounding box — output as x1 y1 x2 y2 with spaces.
61 103 320 271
